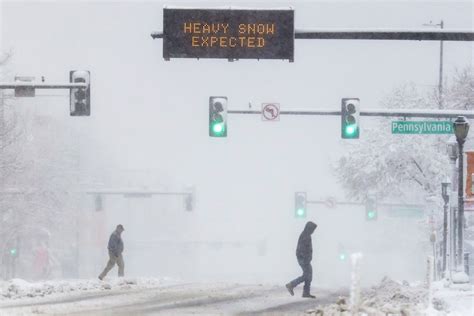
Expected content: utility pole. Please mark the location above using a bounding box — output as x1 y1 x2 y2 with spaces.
447 137 458 280
423 20 444 109
439 21 444 109
441 180 450 277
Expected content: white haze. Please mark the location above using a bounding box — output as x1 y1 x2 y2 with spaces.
1 0 472 288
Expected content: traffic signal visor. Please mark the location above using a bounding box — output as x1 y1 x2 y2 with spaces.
341 98 360 139
209 96 228 137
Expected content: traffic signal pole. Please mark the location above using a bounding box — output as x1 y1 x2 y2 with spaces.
228 109 474 119
86 189 195 211
86 190 191 196
292 29 474 41
0 71 91 116
0 82 87 89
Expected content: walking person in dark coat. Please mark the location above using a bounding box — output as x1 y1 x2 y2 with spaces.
286 221 317 298
98 224 125 280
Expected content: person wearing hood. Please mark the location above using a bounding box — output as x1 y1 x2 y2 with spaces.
286 221 317 298
98 224 125 280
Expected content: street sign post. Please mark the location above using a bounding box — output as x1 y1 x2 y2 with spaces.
163 8 294 60
392 121 453 134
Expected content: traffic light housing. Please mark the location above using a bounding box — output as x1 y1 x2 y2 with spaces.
209 96 228 137
294 192 307 218
365 197 377 220
184 193 193 211
338 244 347 261
341 98 360 139
95 195 103 212
70 70 91 116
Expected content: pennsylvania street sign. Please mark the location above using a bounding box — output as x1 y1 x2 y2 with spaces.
391 121 453 134
163 8 294 60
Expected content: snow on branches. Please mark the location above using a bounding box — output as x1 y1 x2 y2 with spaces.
335 67 474 202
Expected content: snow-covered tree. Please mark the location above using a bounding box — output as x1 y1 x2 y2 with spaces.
0 54 85 279
334 67 474 203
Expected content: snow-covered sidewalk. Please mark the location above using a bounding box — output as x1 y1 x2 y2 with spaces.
432 281 474 316
0 277 173 302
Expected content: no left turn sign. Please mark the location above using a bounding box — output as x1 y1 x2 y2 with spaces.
262 103 280 121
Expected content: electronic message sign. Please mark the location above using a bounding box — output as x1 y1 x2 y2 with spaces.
163 8 294 61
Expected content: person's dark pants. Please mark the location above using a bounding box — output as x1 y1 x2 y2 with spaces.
289 258 312 294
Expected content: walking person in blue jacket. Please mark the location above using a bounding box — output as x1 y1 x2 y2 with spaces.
99 224 125 280
286 221 317 298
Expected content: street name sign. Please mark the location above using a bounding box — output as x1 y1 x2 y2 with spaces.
387 206 424 218
163 8 294 60
392 121 453 134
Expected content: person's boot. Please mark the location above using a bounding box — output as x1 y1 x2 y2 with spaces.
302 293 316 299
285 283 294 296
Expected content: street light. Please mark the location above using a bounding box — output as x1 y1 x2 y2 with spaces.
447 136 458 278
452 116 470 283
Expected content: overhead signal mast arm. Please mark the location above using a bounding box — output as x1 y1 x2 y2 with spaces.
152 29 474 41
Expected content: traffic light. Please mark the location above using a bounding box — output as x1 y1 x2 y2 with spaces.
338 244 347 261
184 193 193 211
294 192 307 218
95 195 103 212
365 197 377 220
341 98 360 139
70 70 91 116
9 248 17 256
209 96 228 137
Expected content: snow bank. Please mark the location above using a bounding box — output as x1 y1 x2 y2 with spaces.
0 277 169 300
433 281 474 316
308 277 430 315
306 277 473 315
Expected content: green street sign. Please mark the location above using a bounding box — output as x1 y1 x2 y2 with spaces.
392 121 453 134
387 206 424 218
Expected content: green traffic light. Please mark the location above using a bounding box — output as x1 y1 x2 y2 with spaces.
296 208 306 218
10 248 17 256
367 211 376 219
212 122 224 134
339 253 347 261
345 125 356 136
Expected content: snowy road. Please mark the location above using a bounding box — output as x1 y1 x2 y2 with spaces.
0 282 347 315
